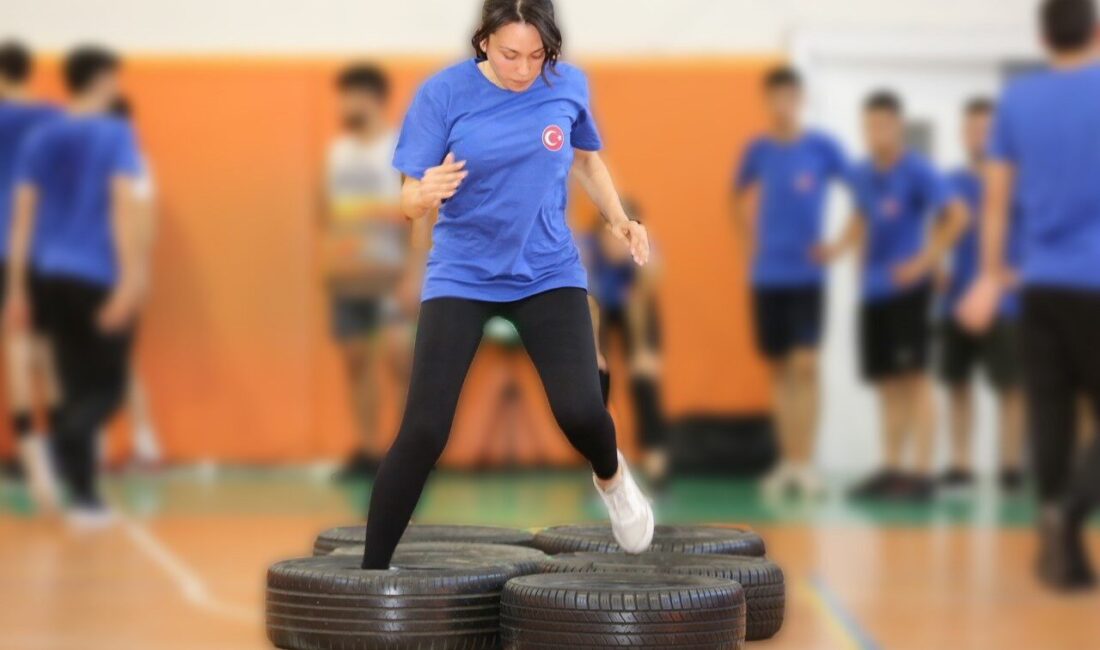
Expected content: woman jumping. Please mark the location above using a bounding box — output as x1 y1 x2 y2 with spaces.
361 0 654 569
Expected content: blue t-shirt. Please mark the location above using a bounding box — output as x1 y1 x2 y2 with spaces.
989 63 1100 291
850 152 952 302
0 101 62 260
581 233 636 310
15 113 142 287
943 168 1021 320
393 59 602 302
735 131 848 288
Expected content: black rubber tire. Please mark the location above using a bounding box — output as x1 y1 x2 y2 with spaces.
539 552 785 641
532 525 765 557
331 542 549 574
500 573 746 648
313 524 537 556
267 554 534 649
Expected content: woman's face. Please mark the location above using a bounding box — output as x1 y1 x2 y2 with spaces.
480 22 547 92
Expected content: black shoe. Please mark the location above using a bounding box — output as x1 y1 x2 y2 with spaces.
334 450 381 482
1037 505 1097 592
999 467 1026 492
849 469 903 500
939 467 975 489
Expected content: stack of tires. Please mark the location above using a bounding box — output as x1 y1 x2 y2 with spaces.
266 523 785 649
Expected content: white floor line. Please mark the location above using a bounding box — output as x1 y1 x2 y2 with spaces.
120 516 261 625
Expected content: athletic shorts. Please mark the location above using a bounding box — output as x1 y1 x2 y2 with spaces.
938 317 1022 390
0 265 52 335
859 286 932 381
751 286 825 360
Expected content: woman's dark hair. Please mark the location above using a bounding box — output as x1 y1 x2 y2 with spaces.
471 0 562 75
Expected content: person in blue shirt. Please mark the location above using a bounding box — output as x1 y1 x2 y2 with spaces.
733 67 849 500
360 0 654 570
938 98 1025 494
3 46 148 529
820 91 967 502
0 39 63 514
958 0 1100 591
581 198 667 487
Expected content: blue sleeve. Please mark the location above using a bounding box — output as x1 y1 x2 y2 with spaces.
13 131 43 189
825 136 850 180
988 90 1016 163
734 140 763 190
392 79 450 180
112 123 142 178
571 71 602 152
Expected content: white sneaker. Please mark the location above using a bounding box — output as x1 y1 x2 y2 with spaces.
133 425 163 466
760 461 797 500
18 436 61 515
794 464 826 499
594 451 654 554
66 503 117 532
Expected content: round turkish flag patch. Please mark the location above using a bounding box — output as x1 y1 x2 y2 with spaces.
542 124 565 152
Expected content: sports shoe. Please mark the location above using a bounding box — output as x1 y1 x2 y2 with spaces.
19 436 61 515
760 461 798 500
594 450 654 554
66 500 118 532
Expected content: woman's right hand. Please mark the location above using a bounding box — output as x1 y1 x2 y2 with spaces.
415 153 468 211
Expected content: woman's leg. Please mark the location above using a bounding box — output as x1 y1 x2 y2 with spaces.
361 297 492 569
507 288 619 479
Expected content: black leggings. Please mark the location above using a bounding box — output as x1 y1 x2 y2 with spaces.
41 276 133 506
361 287 620 569
1022 289 1100 520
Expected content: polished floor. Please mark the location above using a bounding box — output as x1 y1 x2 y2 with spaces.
1 469 1098 649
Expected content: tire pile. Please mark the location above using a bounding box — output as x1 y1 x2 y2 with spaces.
267 523 785 649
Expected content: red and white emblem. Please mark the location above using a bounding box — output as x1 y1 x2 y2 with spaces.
542 124 564 152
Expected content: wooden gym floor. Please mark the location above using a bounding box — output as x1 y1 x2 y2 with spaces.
1 469 1098 650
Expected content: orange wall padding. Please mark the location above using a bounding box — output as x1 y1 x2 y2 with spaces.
0 56 774 464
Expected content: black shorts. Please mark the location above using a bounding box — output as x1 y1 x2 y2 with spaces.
752 286 825 360
859 286 931 381
331 297 383 341
0 266 52 334
938 317 1022 390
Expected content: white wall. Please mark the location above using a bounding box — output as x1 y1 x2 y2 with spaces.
2 0 1041 55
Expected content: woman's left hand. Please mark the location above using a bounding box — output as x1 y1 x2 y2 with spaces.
610 219 650 266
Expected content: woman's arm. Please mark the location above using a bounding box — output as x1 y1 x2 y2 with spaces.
400 153 468 221
572 150 649 266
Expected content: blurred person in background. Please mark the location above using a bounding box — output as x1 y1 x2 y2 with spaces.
937 98 1026 494
4 45 148 528
820 91 967 502
733 67 849 499
582 198 668 487
107 96 162 469
959 0 1100 591
323 64 416 481
0 39 63 513
361 0 654 570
